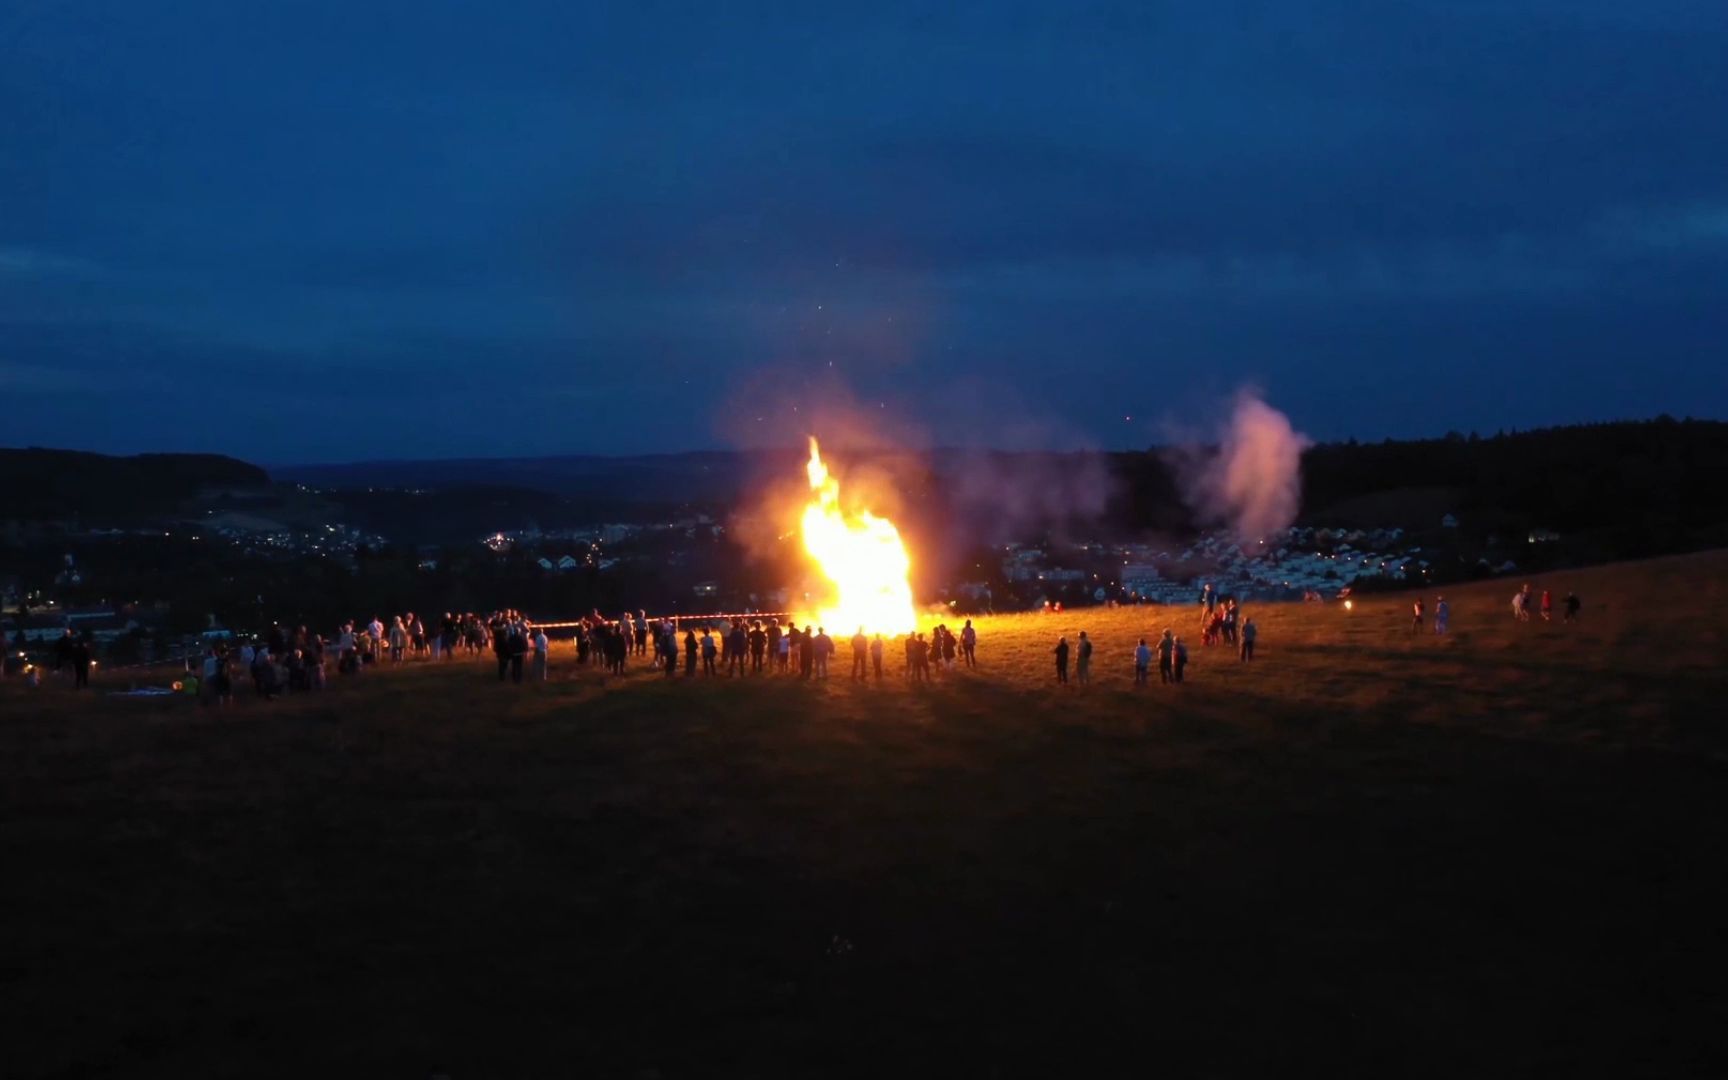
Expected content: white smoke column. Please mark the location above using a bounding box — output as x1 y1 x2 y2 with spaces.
1201 394 1310 542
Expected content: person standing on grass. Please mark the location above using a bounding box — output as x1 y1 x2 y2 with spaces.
727 620 747 677
663 623 679 677
1157 629 1175 684
1540 589 1553 622
1240 618 1257 661
814 627 834 679
1564 592 1580 622
389 616 407 662
870 632 885 680
509 620 529 684
308 634 326 690
684 629 698 677
1076 631 1093 684
252 646 276 699
213 647 234 704
200 647 222 705
1053 636 1070 684
635 610 649 657
53 629 72 677
1134 638 1151 684
1433 598 1449 635
799 626 816 679
749 621 767 673
700 628 718 676
1172 636 1188 683
961 619 977 667
851 628 869 680
531 624 549 682
70 637 92 689
914 633 932 682
1411 597 1425 633
493 624 511 682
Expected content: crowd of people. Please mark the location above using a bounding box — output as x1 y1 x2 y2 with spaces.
1399 583 1581 636
1509 583 1580 623
152 610 1001 704
565 612 983 684
1048 588 1262 687
19 576 1592 702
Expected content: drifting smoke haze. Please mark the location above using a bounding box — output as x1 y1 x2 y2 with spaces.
943 449 1114 546
1175 393 1311 543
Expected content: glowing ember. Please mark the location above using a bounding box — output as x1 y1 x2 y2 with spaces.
799 437 916 634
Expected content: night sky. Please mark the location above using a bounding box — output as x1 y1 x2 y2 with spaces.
3 2 1724 463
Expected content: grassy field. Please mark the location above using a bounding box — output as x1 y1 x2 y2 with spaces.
4 552 1727 1077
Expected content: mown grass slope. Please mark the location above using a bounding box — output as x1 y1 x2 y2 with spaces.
4 552 1726 1078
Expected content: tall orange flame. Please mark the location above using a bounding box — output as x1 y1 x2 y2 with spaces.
799 437 916 634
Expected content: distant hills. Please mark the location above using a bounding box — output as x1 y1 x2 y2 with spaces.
7 419 1728 563
272 450 795 505
0 449 268 524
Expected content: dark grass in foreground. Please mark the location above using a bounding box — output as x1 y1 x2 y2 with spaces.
4 553 1728 1077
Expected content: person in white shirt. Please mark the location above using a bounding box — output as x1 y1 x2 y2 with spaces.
531 626 549 681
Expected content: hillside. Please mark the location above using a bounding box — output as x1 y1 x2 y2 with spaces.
0 448 269 523
4 552 1725 1076
269 419 1728 558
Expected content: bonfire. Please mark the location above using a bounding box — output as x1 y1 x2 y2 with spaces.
799 437 916 635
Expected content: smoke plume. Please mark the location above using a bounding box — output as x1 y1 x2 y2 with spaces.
1181 393 1310 542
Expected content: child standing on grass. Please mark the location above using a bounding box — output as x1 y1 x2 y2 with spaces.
1172 636 1188 683
1433 598 1449 635
1157 630 1175 684
1134 638 1151 685
1053 637 1070 684
1240 618 1257 661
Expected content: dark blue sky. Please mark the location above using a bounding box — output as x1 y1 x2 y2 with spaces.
3 1 1725 463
